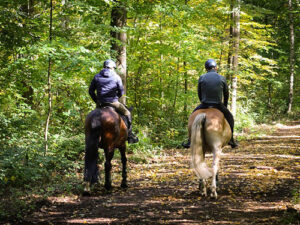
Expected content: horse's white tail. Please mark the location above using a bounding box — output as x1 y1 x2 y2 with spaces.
190 113 212 179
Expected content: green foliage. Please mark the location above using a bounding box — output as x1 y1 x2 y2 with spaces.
292 189 300 205
0 138 84 189
235 104 256 132
128 125 162 163
0 0 299 221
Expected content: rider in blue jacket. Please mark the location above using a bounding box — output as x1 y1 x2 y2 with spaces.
89 59 138 143
182 59 238 149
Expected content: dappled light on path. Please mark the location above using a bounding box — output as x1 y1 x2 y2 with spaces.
26 122 300 224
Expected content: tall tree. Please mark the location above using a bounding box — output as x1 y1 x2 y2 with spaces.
183 0 189 118
227 4 233 91
20 0 35 106
183 61 188 117
287 0 295 113
44 0 53 154
111 0 127 104
230 0 240 117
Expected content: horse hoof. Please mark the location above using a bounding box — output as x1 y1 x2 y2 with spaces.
82 191 91 197
210 193 217 199
121 182 128 189
83 181 91 196
105 184 112 190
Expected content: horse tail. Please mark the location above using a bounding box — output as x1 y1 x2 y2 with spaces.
190 113 212 179
90 109 102 130
84 109 102 184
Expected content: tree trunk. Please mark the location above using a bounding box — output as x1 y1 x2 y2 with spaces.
61 0 69 30
230 0 240 117
44 0 53 154
20 0 34 16
268 82 272 109
183 0 189 117
227 8 233 97
19 0 34 106
183 61 188 117
173 58 180 109
287 0 295 113
111 1 127 104
159 11 165 110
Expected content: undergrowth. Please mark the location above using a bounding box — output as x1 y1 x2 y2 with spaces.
1 109 299 222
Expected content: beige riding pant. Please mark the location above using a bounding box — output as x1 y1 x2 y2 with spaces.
106 101 131 117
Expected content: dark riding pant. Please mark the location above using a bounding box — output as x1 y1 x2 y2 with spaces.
193 103 234 135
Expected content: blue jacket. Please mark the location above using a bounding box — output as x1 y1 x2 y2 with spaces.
198 70 229 107
89 68 124 104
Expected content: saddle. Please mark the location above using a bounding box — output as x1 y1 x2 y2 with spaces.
97 104 129 129
194 103 221 113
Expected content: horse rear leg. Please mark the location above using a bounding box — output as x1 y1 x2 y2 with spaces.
104 149 114 190
211 147 221 199
84 130 100 194
199 179 208 197
119 146 128 188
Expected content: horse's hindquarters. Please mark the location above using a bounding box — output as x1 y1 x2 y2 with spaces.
189 108 231 199
84 107 128 193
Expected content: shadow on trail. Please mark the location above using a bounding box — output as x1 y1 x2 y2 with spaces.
22 122 300 224
24 184 288 225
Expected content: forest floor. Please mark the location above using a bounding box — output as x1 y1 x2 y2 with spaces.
20 122 300 224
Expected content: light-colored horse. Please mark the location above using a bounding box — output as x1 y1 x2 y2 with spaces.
188 108 231 198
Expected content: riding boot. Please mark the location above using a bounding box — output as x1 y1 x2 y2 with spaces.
126 116 139 144
228 136 238 148
182 139 190 148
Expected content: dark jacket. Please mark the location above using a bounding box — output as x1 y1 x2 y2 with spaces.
89 68 124 104
197 70 229 107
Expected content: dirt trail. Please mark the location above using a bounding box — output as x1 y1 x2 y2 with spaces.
26 122 300 224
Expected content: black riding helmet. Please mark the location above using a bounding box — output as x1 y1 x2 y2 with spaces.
205 59 217 70
103 59 117 69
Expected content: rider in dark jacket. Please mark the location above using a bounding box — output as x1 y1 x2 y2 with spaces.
89 67 124 104
89 59 138 144
182 59 238 148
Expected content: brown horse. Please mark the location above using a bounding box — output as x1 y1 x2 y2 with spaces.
83 106 128 194
188 108 231 198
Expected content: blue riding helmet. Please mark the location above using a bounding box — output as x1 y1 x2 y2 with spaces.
205 59 217 70
103 59 117 69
